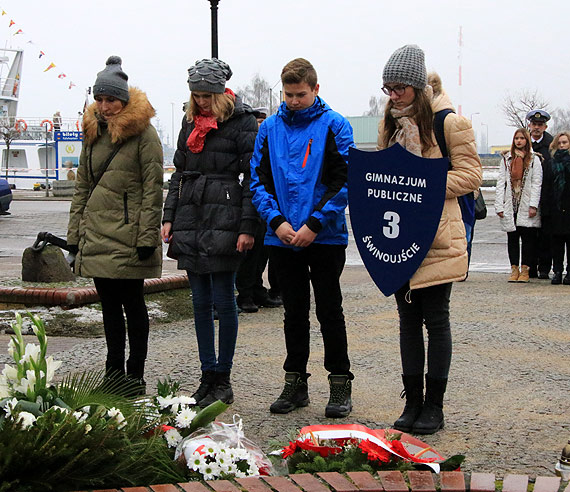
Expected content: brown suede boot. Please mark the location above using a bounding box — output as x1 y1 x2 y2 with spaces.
508 265 520 282
518 265 530 282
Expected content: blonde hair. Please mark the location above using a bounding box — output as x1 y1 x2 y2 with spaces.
550 131 570 155
187 92 235 123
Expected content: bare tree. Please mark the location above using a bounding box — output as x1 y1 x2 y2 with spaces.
0 117 20 179
501 89 550 128
549 108 570 135
236 74 280 113
363 95 386 117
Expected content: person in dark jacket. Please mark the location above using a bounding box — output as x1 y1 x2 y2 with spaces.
161 58 258 407
67 56 164 395
526 109 554 279
543 132 570 284
250 58 355 418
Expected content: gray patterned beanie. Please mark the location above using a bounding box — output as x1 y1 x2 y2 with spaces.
93 56 129 103
187 58 233 93
382 45 427 89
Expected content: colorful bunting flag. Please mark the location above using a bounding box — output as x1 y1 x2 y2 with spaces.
1 10 6 15
8 19 14 26
58 73 66 79
39 51 45 58
68 81 76 89
13 29 22 35
43 62 55 72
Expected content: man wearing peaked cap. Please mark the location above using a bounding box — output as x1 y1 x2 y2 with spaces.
526 109 554 279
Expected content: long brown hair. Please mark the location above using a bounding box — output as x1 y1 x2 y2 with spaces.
186 92 235 123
550 131 570 155
380 88 434 152
510 128 532 168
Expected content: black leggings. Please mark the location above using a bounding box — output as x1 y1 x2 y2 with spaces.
395 282 453 379
93 278 149 379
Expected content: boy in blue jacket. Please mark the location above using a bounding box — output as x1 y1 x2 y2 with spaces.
250 58 354 418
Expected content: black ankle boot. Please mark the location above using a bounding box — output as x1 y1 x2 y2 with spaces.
552 272 563 285
412 375 447 435
270 372 310 414
199 372 234 408
393 374 423 432
325 374 352 418
192 371 217 406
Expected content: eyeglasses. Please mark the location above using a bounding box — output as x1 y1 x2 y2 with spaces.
381 85 409 96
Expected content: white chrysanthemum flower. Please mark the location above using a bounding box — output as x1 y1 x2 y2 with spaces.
45 356 62 382
20 344 41 364
187 452 205 471
247 461 260 476
221 461 235 474
2 364 18 383
234 470 248 479
232 448 249 459
84 424 92 434
164 428 183 448
175 407 197 428
16 411 37 429
199 461 221 480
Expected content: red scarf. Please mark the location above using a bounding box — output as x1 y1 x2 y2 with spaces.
186 88 235 153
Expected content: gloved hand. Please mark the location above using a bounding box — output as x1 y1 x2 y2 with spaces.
67 244 79 255
137 246 156 261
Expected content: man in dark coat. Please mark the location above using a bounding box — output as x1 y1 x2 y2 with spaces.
527 109 554 279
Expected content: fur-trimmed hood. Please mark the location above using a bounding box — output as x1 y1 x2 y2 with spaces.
428 72 456 114
82 87 155 145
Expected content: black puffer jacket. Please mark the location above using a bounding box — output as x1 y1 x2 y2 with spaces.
163 96 258 274
542 149 570 235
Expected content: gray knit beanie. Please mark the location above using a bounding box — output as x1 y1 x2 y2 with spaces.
187 58 232 94
382 45 427 89
93 56 129 103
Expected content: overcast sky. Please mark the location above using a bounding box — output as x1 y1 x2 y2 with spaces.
1 0 567 148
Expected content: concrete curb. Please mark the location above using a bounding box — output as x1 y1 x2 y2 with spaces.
0 274 189 308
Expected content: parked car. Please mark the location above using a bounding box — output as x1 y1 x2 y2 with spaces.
0 178 12 215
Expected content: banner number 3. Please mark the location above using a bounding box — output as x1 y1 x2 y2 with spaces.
383 211 400 239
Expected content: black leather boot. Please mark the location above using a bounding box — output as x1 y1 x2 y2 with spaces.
552 272 563 285
412 375 447 434
200 371 234 408
191 371 217 406
270 372 310 414
325 374 352 418
393 374 424 432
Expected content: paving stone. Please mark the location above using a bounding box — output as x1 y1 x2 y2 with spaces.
376 472 408 492
502 475 528 492
407 471 435 492
532 477 561 492
317 472 359 492
439 472 465 492
177 482 213 492
469 473 495 492
235 477 274 492
262 476 304 492
206 480 241 492
149 485 181 492
121 487 150 492
346 471 384 492
290 473 331 492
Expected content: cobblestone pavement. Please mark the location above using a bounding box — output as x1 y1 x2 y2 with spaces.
0 194 568 478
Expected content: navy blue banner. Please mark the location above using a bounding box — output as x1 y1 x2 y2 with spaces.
348 144 448 296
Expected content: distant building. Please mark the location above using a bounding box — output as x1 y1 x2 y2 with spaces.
346 116 380 150
490 145 510 155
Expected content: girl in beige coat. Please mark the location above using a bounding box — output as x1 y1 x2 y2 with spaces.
377 45 481 434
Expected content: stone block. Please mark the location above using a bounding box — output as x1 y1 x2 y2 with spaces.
21 245 74 282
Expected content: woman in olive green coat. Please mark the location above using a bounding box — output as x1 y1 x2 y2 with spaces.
67 56 163 393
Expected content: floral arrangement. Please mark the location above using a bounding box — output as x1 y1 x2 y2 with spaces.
277 424 464 474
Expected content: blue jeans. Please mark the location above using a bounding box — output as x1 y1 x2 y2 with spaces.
187 271 238 372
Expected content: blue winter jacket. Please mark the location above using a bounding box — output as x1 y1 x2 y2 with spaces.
250 97 354 248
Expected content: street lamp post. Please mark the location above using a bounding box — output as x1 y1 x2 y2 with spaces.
481 123 489 154
207 0 220 58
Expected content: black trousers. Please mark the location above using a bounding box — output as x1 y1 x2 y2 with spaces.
93 278 149 379
551 233 570 273
536 228 553 275
507 226 537 267
395 282 453 379
270 244 351 376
